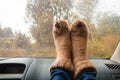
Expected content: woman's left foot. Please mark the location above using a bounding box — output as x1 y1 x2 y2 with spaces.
49 20 74 72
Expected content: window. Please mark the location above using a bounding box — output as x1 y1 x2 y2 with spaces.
0 0 119 57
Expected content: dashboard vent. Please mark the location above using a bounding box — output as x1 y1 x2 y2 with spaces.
105 64 120 70
0 63 25 74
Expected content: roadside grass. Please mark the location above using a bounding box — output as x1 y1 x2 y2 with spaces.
0 35 119 58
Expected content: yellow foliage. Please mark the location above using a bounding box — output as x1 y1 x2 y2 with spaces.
0 35 119 58
28 47 56 57
0 48 27 57
87 35 120 58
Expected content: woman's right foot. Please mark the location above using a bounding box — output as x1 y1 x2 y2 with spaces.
70 20 96 77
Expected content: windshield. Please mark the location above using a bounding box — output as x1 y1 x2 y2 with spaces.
0 0 119 58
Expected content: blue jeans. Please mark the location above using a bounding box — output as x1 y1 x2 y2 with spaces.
50 68 96 80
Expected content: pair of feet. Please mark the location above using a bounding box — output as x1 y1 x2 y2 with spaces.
50 20 96 77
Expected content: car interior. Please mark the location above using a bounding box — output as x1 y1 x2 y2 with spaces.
0 0 120 80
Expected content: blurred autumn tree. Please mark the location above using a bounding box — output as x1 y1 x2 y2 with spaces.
14 32 31 50
26 0 72 48
0 27 13 38
87 13 120 58
3 27 13 37
0 27 13 49
97 13 120 36
0 26 32 57
71 0 98 41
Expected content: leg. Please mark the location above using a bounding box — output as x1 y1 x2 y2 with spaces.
70 20 97 79
50 68 73 80
49 20 74 80
75 68 97 80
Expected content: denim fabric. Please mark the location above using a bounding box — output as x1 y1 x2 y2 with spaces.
50 68 96 80
75 68 97 80
50 68 73 80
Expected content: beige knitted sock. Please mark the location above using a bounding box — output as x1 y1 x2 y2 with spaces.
70 20 96 77
49 20 74 72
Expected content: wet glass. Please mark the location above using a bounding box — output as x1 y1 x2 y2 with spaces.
0 0 119 57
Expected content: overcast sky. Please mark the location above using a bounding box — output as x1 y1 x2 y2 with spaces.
0 0 120 35
0 0 29 34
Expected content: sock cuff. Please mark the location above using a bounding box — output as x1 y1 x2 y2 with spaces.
49 59 74 73
74 60 97 77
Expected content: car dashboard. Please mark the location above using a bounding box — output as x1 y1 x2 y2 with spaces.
0 58 120 80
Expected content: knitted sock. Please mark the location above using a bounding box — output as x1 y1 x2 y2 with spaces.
70 20 96 77
49 20 74 72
